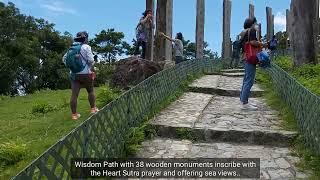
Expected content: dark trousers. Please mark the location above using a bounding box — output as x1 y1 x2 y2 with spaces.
70 74 95 114
175 56 185 64
134 40 146 59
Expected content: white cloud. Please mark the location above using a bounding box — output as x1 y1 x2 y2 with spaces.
274 12 286 32
41 1 77 15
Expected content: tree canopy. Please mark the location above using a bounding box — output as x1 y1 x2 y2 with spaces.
0 2 218 95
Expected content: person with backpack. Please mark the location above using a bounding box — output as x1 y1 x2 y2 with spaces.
239 17 265 110
62 31 99 120
134 9 153 59
160 32 185 64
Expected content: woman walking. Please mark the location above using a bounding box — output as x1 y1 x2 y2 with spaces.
63 31 99 120
239 17 264 110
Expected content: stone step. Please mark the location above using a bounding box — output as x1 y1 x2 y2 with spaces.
221 72 245 77
154 126 296 147
135 138 308 179
151 93 297 147
189 75 264 97
221 69 245 73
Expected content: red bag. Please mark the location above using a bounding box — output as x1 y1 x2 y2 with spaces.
244 29 261 64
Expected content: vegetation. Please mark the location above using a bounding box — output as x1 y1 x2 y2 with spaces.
182 40 218 60
0 2 218 96
0 86 119 179
273 56 320 96
256 66 320 179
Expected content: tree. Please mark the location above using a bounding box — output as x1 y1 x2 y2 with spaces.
0 2 73 95
183 39 218 60
274 31 288 50
122 39 137 56
90 29 126 63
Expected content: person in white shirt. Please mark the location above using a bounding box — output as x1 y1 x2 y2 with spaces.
160 32 185 64
62 31 99 120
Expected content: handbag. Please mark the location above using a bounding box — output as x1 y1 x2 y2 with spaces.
244 29 261 64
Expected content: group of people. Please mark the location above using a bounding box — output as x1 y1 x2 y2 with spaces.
61 10 272 119
61 9 186 120
134 9 185 64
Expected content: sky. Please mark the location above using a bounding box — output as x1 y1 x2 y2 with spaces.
0 0 290 55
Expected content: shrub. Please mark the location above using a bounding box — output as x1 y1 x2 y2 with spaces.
273 56 320 96
0 142 27 166
96 85 120 107
31 102 59 114
95 63 116 86
274 56 293 71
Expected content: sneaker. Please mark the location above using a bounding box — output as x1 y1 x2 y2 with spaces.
72 113 81 120
249 102 257 107
90 107 99 114
241 103 258 111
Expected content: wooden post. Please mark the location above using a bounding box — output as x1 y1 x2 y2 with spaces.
266 7 273 41
258 23 262 40
249 4 254 19
196 0 205 59
291 0 317 66
222 0 232 61
272 14 275 36
286 9 290 34
154 0 173 66
286 9 290 49
146 0 154 61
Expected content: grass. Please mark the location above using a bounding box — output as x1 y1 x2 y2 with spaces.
0 69 206 179
0 86 120 179
256 68 320 178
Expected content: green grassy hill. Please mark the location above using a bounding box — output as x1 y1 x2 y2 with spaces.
0 87 118 179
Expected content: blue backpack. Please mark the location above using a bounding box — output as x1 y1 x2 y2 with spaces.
257 50 270 68
65 43 85 73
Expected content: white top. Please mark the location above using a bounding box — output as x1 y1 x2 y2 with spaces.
63 44 95 74
173 39 184 57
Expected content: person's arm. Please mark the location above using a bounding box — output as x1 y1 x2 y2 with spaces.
140 14 152 25
82 45 95 65
62 52 67 65
160 32 175 42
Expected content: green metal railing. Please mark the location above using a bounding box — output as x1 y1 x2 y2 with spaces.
12 58 223 180
267 51 320 155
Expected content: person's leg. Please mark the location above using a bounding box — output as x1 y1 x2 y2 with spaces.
70 79 81 115
240 63 249 103
230 57 235 68
234 57 240 68
86 76 96 109
78 74 96 110
134 40 142 56
141 41 146 59
240 62 256 104
175 56 183 64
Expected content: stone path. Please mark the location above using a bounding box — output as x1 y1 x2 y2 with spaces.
135 69 308 179
189 75 264 97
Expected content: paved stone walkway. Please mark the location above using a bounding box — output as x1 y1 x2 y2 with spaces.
189 75 264 97
136 139 307 179
135 69 308 179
